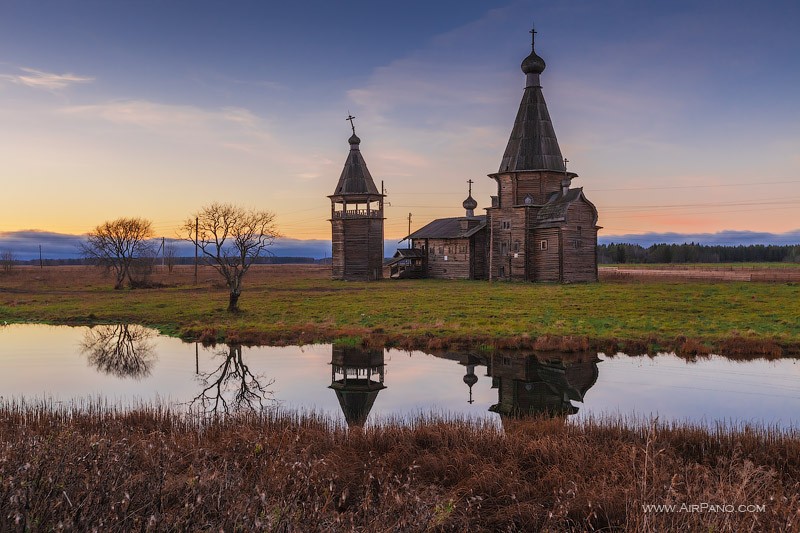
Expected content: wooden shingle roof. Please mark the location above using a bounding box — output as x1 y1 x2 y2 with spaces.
331 134 381 197
498 36 566 173
404 216 486 241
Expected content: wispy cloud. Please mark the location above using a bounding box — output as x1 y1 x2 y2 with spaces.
1 67 94 90
60 100 261 130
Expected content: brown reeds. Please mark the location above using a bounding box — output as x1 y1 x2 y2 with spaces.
0 402 797 531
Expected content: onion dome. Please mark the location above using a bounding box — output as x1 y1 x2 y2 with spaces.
462 195 478 211
521 49 546 75
463 372 478 388
348 133 361 146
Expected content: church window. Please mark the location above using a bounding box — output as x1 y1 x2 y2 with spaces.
540 240 548 251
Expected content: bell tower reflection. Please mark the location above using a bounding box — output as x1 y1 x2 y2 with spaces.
329 346 386 427
488 352 600 420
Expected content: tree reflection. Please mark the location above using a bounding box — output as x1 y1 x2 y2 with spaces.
80 324 157 379
190 345 273 414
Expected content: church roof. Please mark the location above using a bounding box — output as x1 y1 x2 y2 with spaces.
535 188 586 224
331 133 381 197
404 215 486 241
498 32 565 173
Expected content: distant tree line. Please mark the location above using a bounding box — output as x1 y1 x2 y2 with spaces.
599 243 800 264
9 256 322 267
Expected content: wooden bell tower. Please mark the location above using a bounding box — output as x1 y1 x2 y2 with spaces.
329 115 385 280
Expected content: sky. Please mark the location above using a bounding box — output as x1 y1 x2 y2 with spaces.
1 0 799 257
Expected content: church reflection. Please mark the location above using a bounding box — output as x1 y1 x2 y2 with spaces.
329 345 386 427
80 324 157 379
486 352 600 421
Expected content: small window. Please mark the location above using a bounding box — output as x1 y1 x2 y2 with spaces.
437 246 443 255
459 244 467 254
500 242 509 255
498 266 505 277
577 226 582 236
513 241 519 252
573 239 582 249
540 240 548 251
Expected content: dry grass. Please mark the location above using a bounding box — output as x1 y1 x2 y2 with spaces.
0 402 797 531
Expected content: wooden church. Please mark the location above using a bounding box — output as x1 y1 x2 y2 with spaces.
333 29 599 283
486 28 599 282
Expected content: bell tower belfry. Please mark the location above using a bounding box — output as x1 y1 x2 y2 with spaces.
329 115 385 280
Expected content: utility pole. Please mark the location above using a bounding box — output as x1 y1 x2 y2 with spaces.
407 212 412 238
161 237 165 268
194 217 199 285
38 245 43 269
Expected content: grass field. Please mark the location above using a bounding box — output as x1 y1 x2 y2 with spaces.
1 264 799 355
1 403 796 531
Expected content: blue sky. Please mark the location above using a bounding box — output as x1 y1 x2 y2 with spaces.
1 0 799 254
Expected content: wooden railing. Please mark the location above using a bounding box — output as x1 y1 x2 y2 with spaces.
332 209 383 219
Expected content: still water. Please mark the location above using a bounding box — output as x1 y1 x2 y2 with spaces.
1 324 798 428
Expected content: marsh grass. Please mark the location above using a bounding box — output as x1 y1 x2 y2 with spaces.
1 265 799 356
0 401 796 531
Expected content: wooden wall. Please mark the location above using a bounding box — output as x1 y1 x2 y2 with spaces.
425 237 472 279
532 227 560 282
331 217 384 280
561 201 598 282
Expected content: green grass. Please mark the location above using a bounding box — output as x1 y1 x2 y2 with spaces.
1 265 799 354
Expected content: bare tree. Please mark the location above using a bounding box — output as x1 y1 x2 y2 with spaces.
190 344 273 414
81 217 155 289
80 324 157 379
164 241 178 273
183 203 278 312
0 250 15 273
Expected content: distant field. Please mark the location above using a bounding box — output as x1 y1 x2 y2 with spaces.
1 264 799 355
600 262 800 270
600 263 800 282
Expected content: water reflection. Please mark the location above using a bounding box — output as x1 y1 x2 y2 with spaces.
486 352 600 421
329 346 386 427
190 344 274 414
80 324 156 379
4 324 796 427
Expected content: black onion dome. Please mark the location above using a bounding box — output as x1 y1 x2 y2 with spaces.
348 133 361 145
463 372 478 387
521 49 546 75
462 195 478 211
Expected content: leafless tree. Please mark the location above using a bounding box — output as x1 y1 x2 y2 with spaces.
190 344 273 414
164 242 178 273
81 217 155 289
80 324 157 379
0 250 15 273
183 203 278 312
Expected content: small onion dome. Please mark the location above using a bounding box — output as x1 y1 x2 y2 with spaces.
463 372 478 388
462 194 478 211
521 49 546 75
348 133 361 146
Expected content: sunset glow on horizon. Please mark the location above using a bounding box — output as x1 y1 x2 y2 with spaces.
2 1 799 244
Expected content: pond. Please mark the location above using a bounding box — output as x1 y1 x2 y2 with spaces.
1 324 798 428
